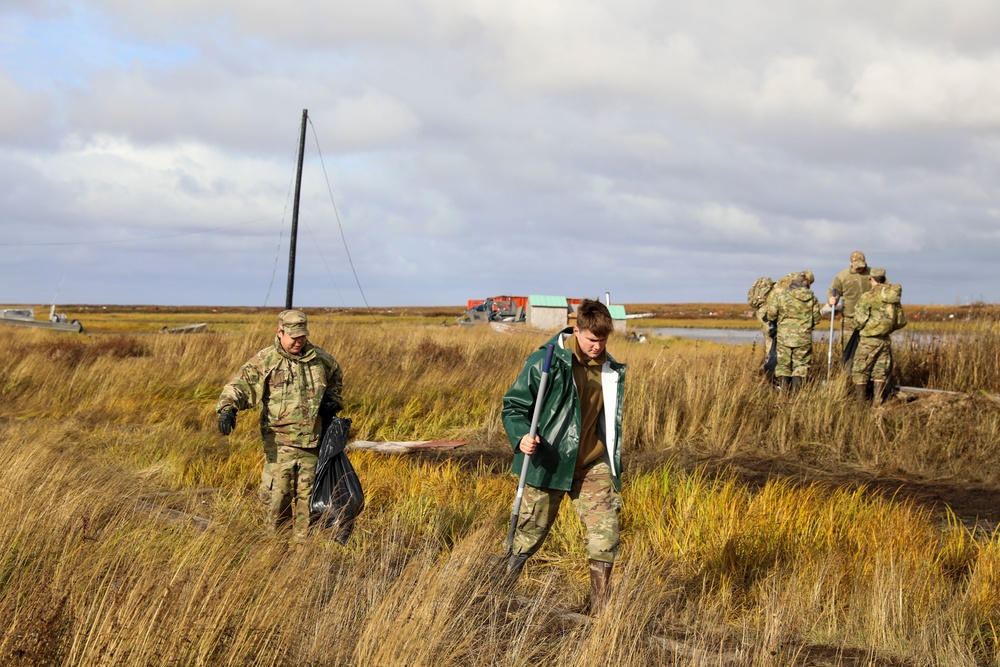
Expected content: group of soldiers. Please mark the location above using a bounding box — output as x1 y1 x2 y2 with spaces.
749 250 907 404
212 271 905 614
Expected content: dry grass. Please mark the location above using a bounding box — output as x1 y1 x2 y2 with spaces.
2 313 1000 666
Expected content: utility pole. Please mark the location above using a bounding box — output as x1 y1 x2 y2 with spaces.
285 109 308 310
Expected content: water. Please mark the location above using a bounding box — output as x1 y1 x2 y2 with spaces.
640 327 928 346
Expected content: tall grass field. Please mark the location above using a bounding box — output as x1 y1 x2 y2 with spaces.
2 307 1000 666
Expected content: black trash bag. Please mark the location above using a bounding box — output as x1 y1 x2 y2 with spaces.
841 329 860 368
309 417 364 545
764 337 778 383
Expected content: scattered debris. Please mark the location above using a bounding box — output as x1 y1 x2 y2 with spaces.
466 296 527 323
160 323 208 334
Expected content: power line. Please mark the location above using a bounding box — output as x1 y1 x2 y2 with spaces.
307 117 379 323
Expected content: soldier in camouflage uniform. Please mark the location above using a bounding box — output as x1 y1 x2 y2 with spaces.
766 272 821 392
216 309 343 539
747 276 776 363
501 299 626 615
851 268 906 405
827 250 873 350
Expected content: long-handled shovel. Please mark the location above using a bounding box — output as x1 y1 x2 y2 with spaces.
504 343 555 555
826 289 838 383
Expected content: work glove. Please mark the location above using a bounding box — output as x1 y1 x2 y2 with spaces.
218 407 237 435
319 395 341 421
767 321 777 338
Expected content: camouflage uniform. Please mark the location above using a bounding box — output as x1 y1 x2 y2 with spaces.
766 281 821 378
852 281 906 385
759 272 812 358
217 314 343 538
747 277 776 359
828 251 873 347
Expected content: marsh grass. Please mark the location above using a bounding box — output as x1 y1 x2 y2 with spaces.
2 316 1000 665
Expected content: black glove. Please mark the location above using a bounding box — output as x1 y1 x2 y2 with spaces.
319 396 341 421
218 407 237 435
767 321 776 338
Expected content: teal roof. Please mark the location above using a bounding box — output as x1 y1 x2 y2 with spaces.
528 294 567 308
608 304 627 320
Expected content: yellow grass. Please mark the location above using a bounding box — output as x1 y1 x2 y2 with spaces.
2 312 1000 665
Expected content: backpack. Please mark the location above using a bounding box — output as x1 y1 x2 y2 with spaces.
747 277 775 310
863 284 907 337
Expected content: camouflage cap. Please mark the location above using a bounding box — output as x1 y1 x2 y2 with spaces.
801 270 815 284
278 309 309 337
850 250 867 269
870 267 886 278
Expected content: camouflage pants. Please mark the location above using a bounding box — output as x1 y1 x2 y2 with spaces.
775 343 812 378
852 336 892 384
259 445 319 538
511 461 621 564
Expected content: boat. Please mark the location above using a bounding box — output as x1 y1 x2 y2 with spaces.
0 306 84 333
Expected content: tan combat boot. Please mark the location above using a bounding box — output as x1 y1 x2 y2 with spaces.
588 559 613 615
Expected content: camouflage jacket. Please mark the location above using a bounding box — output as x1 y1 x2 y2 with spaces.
767 285 821 347
216 336 344 449
827 266 872 318
502 328 626 493
855 284 906 338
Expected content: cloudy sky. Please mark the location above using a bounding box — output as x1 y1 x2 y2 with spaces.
2 1 998 308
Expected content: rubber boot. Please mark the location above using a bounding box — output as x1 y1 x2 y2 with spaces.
872 381 886 406
790 376 803 393
588 559 613 615
854 383 868 404
506 552 529 578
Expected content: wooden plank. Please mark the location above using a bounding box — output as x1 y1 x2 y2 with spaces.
348 440 468 453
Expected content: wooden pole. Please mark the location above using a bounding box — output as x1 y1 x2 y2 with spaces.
285 109 308 310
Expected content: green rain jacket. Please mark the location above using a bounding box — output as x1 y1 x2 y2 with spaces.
502 328 627 492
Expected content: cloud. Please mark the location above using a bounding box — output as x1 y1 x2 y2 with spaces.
1 0 999 307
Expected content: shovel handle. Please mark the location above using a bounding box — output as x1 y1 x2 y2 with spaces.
505 344 555 552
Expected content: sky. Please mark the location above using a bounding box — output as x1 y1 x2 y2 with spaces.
2 1 999 308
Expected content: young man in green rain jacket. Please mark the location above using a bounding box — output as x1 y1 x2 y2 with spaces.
501 299 627 614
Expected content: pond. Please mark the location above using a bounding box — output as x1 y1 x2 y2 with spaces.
640 327 928 346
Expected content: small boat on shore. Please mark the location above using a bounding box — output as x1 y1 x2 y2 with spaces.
0 307 84 333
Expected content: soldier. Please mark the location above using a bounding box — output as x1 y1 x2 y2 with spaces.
747 276 776 365
216 309 344 540
827 251 873 351
851 268 907 405
766 272 821 392
501 299 627 615
760 271 814 372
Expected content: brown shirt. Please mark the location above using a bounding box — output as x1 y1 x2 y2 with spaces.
570 334 606 470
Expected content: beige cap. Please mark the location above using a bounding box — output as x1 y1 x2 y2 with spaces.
850 251 867 269
278 309 309 337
